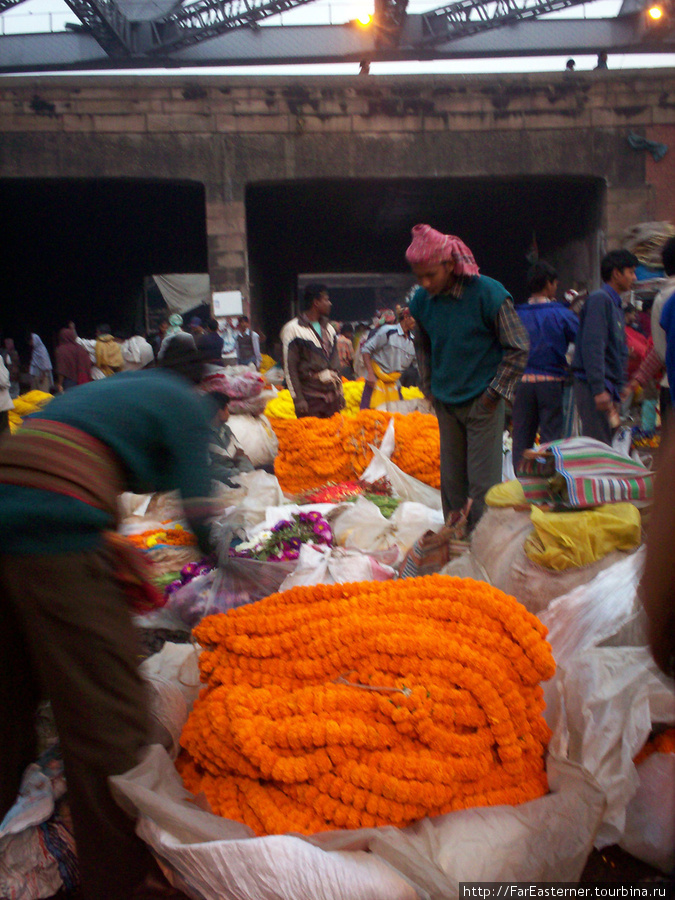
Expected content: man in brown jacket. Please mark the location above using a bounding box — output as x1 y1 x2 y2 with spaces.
281 284 345 418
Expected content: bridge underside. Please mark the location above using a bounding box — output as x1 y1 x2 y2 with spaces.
1 15 673 72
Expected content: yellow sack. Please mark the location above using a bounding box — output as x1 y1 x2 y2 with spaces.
485 479 528 508
524 503 641 571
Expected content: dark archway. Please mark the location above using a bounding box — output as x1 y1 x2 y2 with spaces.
0 177 208 360
246 175 605 341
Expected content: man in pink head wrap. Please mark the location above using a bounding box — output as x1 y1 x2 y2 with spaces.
406 224 529 530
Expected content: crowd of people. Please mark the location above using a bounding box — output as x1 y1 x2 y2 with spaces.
0 224 674 900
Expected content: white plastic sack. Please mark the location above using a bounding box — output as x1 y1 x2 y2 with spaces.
544 646 675 850
443 508 631 616
360 419 443 511
227 414 279 468
279 543 398 590
112 644 605 900
620 752 675 873
332 497 443 560
214 470 286 531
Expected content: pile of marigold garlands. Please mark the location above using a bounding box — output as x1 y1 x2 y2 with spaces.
177 574 556 836
270 409 440 495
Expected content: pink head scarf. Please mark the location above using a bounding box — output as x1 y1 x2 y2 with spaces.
405 224 480 277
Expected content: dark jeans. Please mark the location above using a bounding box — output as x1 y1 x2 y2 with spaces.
435 394 505 530
512 380 564 472
0 410 8 438
573 378 613 445
0 549 152 900
296 393 344 418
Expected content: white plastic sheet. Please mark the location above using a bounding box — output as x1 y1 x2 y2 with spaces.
620 752 675 872
539 549 647 669
545 647 675 850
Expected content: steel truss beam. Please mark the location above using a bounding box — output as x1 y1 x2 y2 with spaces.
0 0 26 14
61 0 132 54
147 0 319 53
423 0 595 42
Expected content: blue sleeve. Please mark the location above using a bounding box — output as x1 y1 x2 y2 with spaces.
660 297 675 406
579 295 609 396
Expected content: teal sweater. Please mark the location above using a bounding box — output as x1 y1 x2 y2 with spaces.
0 369 213 554
409 275 510 405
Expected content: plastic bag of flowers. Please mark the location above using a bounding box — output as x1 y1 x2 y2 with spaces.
177 574 557 837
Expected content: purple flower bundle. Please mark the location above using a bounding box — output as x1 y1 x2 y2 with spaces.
230 511 334 562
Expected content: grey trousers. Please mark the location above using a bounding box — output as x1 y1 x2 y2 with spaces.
573 378 612 445
435 394 505 529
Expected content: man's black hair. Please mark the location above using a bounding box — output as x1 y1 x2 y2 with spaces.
662 236 675 277
341 323 353 335
526 261 558 296
239 315 249 324
600 249 638 283
303 284 328 311
97 324 111 335
206 317 219 332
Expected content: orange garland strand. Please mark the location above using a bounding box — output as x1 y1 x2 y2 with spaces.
177 575 555 836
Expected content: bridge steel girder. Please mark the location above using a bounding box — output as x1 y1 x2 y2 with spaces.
147 0 319 54
61 0 133 54
422 0 595 42
0 14 673 70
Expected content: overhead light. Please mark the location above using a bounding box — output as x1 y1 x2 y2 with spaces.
647 4 664 18
357 12 373 25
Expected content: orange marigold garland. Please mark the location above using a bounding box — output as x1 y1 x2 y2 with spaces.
177 575 555 836
269 410 440 495
633 726 675 766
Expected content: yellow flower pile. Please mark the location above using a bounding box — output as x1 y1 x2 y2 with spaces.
265 382 424 420
263 389 297 420
177 575 555 836
270 409 440 495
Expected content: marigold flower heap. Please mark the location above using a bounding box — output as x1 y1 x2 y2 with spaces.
177 574 556 836
271 410 440 495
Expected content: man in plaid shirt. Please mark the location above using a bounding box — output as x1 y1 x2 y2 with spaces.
406 224 529 530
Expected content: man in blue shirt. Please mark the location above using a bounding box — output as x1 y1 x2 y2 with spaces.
512 261 578 470
572 249 638 444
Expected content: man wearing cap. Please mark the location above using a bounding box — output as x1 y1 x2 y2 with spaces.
406 224 529 530
0 339 216 900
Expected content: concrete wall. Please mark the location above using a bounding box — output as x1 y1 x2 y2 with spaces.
1 69 673 315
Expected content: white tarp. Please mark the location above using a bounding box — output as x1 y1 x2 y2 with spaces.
153 274 211 315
